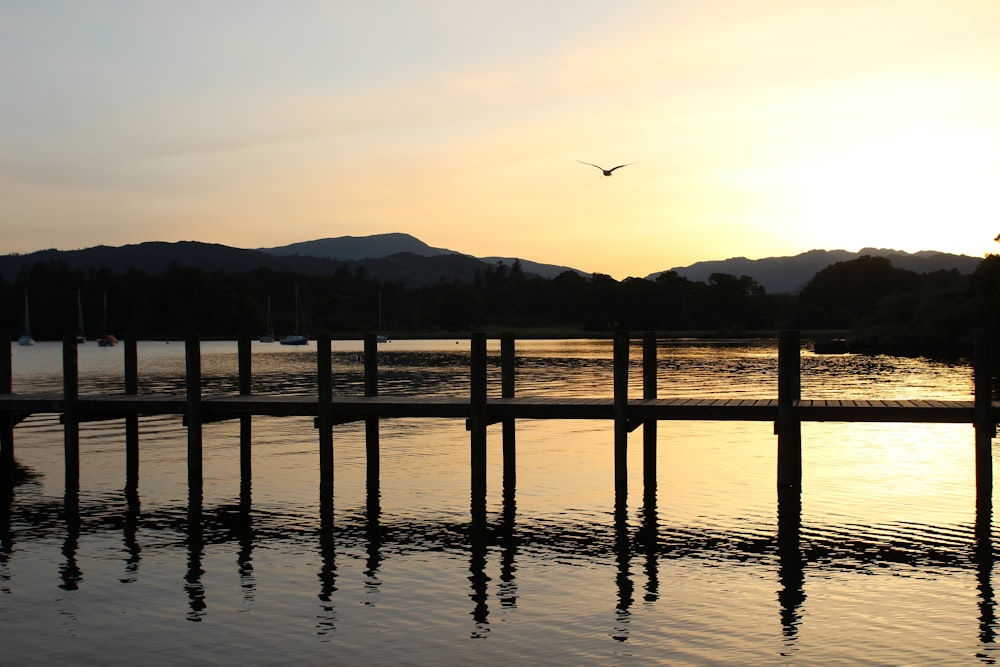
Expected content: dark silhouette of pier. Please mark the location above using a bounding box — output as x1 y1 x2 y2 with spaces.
1 330 996 503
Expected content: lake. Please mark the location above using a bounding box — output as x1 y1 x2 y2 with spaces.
1 338 996 665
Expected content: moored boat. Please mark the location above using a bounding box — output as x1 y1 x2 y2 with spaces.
75 289 86 344
813 338 849 354
19 291 34 346
279 284 308 345
260 295 275 343
96 292 118 346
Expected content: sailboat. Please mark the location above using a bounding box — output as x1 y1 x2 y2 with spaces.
96 292 119 347
279 284 308 345
376 289 389 343
75 289 86 344
259 295 275 343
18 291 34 346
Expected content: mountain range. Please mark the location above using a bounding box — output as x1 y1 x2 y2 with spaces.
659 248 983 294
0 235 574 286
0 233 984 293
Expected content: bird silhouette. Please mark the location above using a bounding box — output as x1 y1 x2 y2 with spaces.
578 160 633 176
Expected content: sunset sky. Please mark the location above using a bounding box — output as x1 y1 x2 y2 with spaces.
2 1 1000 279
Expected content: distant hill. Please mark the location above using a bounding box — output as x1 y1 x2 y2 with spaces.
476 256 583 279
1 236 980 291
259 232 456 260
0 235 585 286
259 233 586 279
0 242 284 275
653 248 983 294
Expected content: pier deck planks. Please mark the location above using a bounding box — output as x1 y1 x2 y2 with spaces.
0 391 993 425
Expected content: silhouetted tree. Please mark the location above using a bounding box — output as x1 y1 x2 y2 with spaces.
797 255 920 328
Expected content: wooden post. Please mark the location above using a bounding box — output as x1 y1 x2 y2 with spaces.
642 331 657 493
63 335 80 492
613 331 630 494
317 336 333 489
364 333 380 487
776 330 802 490
125 336 139 491
185 336 203 493
0 340 13 488
776 330 805 631
238 335 252 484
470 333 488 496
501 332 516 487
974 329 994 504
318 332 335 569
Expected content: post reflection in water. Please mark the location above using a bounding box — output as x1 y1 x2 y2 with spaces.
317 479 337 636
364 477 383 596
638 484 660 604
977 495 996 661
59 489 82 592
237 478 256 606
777 486 806 652
1 484 13 594
498 483 518 609
612 490 633 642
0 440 996 662
122 488 141 584
468 487 490 638
185 487 206 622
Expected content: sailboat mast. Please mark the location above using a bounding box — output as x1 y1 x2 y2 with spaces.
77 289 86 341
18 290 34 345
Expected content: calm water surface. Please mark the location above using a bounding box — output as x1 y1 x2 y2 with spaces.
1 338 996 665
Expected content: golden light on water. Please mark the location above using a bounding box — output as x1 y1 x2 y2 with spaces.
804 422 977 526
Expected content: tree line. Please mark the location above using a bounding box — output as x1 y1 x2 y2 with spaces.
2 253 998 357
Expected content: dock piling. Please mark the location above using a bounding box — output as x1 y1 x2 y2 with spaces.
1 340 12 488
364 333 380 488
63 336 80 492
975 329 994 502
125 336 139 490
777 330 802 490
317 336 333 489
501 332 516 488
238 335 252 484
185 336 203 492
470 333 488 497
642 331 658 495
613 331 630 493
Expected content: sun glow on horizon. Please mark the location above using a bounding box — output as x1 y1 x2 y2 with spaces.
780 127 1000 255
2 1 1000 277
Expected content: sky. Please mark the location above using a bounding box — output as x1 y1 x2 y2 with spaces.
2 1 1000 279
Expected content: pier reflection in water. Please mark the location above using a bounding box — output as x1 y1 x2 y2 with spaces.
1 339 997 665
3 466 992 662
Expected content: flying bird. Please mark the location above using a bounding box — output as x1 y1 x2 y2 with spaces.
578 160 634 176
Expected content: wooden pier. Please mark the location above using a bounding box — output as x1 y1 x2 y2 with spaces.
1 330 997 500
